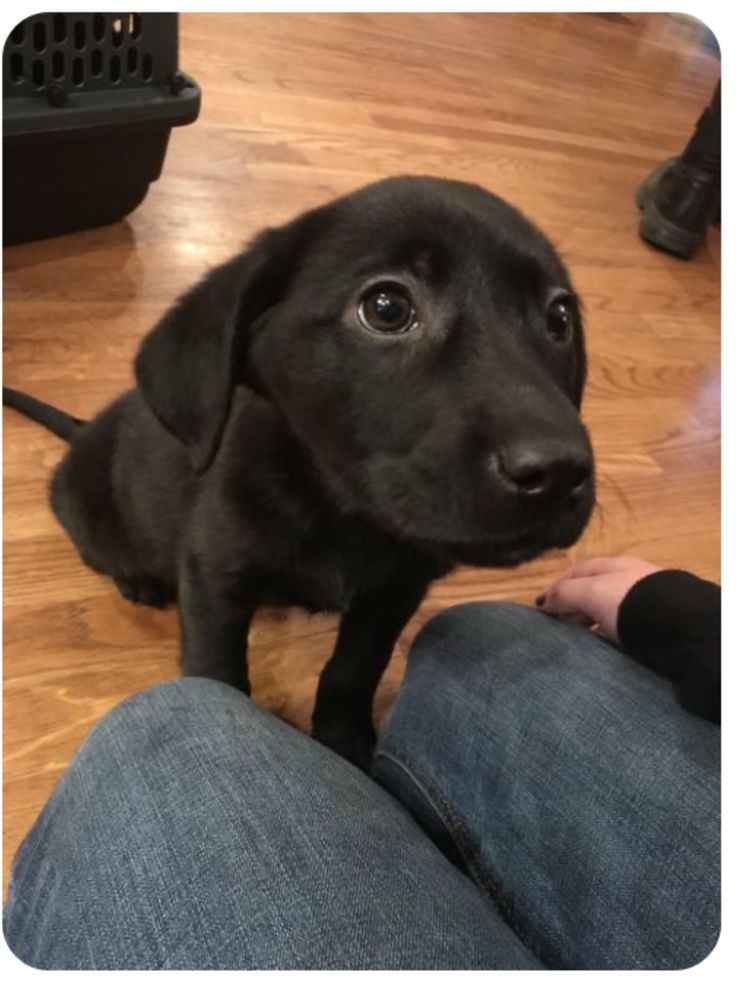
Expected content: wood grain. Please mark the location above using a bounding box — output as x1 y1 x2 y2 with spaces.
3 12 720 888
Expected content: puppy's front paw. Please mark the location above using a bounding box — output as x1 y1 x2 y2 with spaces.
313 726 376 773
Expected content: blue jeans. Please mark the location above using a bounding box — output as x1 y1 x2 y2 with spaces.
4 603 719 969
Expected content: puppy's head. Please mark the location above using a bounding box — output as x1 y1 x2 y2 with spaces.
137 176 594 566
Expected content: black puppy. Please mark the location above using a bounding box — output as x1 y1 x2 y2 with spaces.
4 176 594 770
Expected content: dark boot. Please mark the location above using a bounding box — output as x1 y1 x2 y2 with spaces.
636 157 719 259
636 80 720 259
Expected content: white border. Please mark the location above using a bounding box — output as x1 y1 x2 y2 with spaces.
1 3 728 979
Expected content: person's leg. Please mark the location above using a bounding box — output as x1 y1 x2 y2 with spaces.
680 79 721 176
374 602 720 970
3 677 540 970
637 79 720 258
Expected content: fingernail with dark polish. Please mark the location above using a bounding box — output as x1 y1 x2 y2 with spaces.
535 594 546 607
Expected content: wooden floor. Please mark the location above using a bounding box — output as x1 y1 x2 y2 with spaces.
3 13 720 887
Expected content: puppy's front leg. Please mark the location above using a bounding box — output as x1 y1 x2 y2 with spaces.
312 582 428 771
178 553 255 694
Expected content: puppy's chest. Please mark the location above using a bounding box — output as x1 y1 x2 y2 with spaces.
259 533 416 614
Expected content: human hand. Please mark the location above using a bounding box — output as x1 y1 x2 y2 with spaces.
535 556 662 642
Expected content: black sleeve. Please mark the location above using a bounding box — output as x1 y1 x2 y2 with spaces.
616 570 720 724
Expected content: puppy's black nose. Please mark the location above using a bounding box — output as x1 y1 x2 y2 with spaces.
492 444 592 502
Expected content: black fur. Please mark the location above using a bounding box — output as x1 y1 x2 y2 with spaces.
4 176 595 770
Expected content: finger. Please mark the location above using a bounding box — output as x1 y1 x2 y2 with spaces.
543 556 631 593
540 576 598 620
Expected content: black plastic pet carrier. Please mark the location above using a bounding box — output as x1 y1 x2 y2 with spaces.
3 12 201 244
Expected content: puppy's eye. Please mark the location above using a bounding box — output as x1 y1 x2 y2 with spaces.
546 294 576 344
358 283 417 334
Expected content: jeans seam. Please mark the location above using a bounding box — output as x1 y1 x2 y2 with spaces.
375 737 547 965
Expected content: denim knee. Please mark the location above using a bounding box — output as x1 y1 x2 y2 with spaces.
97 676 253 723
410 601 555 669
74 677 256 750
401 600 610 710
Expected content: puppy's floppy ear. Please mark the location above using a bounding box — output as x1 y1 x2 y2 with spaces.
135 211 322 474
